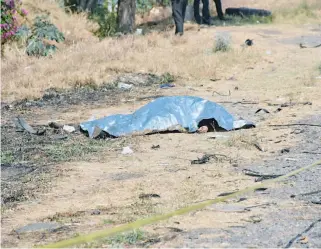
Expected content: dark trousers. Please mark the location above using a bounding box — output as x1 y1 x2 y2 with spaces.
171 0 188 34
193 0 210 24
213 0 224 19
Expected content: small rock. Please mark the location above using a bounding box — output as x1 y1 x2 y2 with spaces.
118 82 133 90
63 125 76 133
91 209 101 215
121 146 133 155
280 148 290 154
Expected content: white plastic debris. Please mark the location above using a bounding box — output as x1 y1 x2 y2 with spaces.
63 125 76 133
135 28 143 35
121 146 133 155
266 50 272 55
118 83 133 90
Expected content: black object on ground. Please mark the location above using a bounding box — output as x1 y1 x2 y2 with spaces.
14 116 46 135
139 193 161 199
245 39 253 46
151 145 160 150
281 148 290 154
225 7 272 17
242 169 283 181
191 155 211 164
255 108 270 114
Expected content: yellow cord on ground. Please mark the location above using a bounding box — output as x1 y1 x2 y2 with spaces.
38 159 321 248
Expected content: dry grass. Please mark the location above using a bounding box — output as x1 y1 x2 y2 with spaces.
1 0 321 102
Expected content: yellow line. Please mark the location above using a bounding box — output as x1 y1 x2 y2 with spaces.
38 159 321 248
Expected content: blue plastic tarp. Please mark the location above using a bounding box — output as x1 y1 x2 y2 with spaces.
80 96 255 138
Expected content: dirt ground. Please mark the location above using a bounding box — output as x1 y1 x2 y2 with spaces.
1 9 321 248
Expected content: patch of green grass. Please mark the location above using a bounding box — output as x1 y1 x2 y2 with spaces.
102 219 115 225
82 229 147 248
211 15 272 27
1 151 14 164
44 139 109 163
159 72 176 84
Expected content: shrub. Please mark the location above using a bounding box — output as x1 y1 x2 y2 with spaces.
26 15 65 56
1 0 28 53
213 32 231 52
89 3 117 38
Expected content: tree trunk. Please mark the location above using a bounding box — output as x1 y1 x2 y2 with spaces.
117 0 136 34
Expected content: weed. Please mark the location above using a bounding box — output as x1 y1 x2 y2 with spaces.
73 77 98 90
1 151 14 164
44 139 108 163
213 32 231 53
102 219 115 225
159 72 176 84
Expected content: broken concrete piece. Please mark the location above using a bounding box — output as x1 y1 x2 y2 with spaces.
63 125 76 133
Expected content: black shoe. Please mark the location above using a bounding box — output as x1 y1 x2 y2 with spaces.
175 32 184 36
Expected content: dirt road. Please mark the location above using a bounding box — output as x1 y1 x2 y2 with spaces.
1 23 321 248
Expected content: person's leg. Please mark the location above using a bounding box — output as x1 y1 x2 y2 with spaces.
213 0 224 20
171 0 186 34
182 0 188 22
193 0 202 24
201 0 211 24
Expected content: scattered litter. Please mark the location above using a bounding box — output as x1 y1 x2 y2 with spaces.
266 50 272 55
212 90 231 96
245 39 253 46
280 148 290 154
299 236 309 244
254 187 268 192
160 83 175 89
135 28 143 35
14 116 46 135
48 121 63 129
237 197 247 202
15 222 62 234
311 200 321 205
255 108 270 114
207 134 229 140
253 142 265 152
80 96 255 138
166 227 183 232
91 210 101 215
63 125 76 133
280 101 312 107
191 154 211 164
151 145 160 150
118 82 133 90
300 43 321 48
243 215 262 223
191 154 231 165
210 78 221 81
139 193 161 199
121 146 133 155
51 135 68 140
242 169 283 181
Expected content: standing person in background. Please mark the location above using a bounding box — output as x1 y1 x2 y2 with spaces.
193 0 211 25
171 0 188 35
213 0 224 20
193 0 224 25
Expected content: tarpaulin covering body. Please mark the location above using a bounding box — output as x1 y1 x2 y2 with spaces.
80 96 254 138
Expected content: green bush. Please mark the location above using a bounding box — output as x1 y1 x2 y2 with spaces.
89 4 117 38
26 15 65 56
